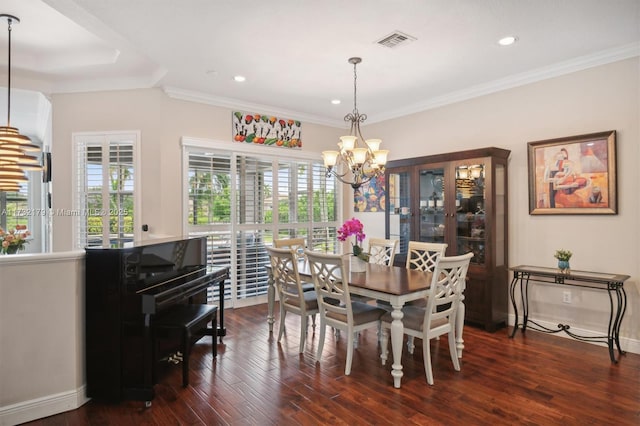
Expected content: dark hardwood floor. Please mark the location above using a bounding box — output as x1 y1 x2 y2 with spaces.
26 304 640 425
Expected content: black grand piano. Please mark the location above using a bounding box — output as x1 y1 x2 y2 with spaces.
85 236 228 402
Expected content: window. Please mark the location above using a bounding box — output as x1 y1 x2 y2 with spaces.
73 132 139 248
183 138 340 308
0 188 28 230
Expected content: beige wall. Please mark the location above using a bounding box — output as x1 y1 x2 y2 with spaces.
357 57 639 343
0 252 87 425
50 58 639 345
2 57 636 422
50 89 342 251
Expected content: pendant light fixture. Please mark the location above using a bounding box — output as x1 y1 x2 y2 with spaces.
322 57 389 189
0 14 42 192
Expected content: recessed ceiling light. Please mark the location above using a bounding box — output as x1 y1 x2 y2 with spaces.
233 75 246 82
331 99 341 105
498 36 518 46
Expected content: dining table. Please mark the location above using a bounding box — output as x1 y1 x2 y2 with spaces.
265 259 466 388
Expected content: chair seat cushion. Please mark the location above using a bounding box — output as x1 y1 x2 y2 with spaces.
381 305 447 331
328 301 386 325
301 281 315 292
285 289 318 310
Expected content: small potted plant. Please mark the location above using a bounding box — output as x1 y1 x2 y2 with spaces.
554 249 572 274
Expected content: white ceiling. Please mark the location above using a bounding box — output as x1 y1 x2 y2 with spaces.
0 0 639 129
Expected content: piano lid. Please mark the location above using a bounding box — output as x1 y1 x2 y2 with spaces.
86 236 209 292
85 235 196 250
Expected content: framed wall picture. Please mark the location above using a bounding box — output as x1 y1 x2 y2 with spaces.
354 175 386 212
232 111 302 148
527 130 617 215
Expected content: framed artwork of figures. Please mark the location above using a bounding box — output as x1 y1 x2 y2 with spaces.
527 130 617 215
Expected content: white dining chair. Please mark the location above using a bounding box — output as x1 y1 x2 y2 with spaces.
273 238 314 292
406 241 447 271
368 238 399 266
401 241 449 352
304 250 387 375
380 252 473 385
273 237 306 256
265 246 319 353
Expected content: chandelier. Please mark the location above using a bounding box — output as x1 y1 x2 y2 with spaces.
322 57 388 189
0 14 41 193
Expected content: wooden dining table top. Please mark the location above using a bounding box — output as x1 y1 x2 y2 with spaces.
296 261 433 296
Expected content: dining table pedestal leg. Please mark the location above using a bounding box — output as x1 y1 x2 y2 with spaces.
390 304 405 388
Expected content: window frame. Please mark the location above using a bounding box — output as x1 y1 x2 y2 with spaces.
72 131 141 249
181 137 342 308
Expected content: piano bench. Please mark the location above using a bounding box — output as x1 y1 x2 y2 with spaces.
153 304 218 387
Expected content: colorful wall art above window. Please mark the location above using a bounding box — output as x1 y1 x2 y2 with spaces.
232 111 302 148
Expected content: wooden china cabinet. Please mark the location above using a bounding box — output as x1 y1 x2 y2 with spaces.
385 147 510 331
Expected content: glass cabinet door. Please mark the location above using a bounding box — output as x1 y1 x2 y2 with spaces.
418 166 446 244
454 162 486 265
387 169 411 260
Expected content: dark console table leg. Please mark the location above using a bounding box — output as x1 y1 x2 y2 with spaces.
509 272 520 338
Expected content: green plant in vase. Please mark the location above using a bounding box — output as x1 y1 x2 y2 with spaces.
554 249 572 274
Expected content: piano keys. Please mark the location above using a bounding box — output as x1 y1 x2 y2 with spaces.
85 236 228 402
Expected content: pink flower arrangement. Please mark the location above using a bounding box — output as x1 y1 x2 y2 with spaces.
337 218 369 261
0 225 30 254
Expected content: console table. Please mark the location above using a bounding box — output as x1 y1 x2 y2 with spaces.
508 265 629 363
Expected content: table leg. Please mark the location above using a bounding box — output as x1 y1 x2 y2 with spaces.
267 270 275 333
508 272 520 338
614 286 628 356
390 302 405 388
456 296 465 358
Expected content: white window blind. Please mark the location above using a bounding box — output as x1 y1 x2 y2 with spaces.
74 132 138 249
184 143 340 308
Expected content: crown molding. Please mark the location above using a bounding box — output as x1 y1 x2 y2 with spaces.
367 42 640 124
163 87 344 128
166 43 639 128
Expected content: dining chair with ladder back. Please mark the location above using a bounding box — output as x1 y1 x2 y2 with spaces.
380 252 473 385
304 250 387 375
265 246 319 353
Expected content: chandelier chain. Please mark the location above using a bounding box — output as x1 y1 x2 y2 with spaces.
352 59 358 114
6 16 12 126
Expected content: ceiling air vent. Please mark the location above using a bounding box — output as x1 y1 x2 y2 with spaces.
376 31 416 48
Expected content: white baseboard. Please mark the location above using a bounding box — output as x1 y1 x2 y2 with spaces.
507 314 640 356
0 385 89 426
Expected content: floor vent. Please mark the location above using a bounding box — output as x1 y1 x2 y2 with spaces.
376 31 416 48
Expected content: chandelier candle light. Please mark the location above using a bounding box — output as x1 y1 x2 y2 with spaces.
0 14 42 193
322 57 389 189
